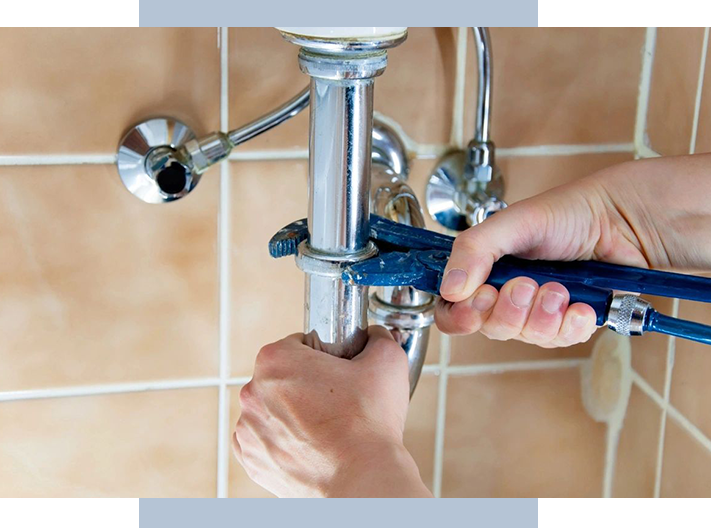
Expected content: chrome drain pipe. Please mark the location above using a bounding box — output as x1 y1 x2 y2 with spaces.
280 29 407 359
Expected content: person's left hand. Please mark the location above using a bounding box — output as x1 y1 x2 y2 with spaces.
233 326 431 498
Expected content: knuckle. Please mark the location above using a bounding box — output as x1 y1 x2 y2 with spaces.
255 344 282 371
521 325 557 344
482 316 522 340
239 382 254 407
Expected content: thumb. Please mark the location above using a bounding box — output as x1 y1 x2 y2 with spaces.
440 202 547 303
352 326 406 368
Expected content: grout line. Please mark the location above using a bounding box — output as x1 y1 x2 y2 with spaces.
421 364 441 376
0 143 638 169
632 370 711 456
446 357 585 376
216 26 231 500
634 28 657 156
0 360 607 404
602 423 622 498
636 144 661 159
498 143 634 158
450 27 468 149
225 376 252 386
666 401 711 453
413 144 454 160
0 378 222 403
432 332 451 498
0 154 117 166
228 149 309 162
690 27 709 155
631 369 666 407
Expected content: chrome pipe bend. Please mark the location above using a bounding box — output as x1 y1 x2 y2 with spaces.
370 120 435 396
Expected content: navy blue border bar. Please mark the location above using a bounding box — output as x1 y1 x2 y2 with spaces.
138 5 538 27
139 498 538 527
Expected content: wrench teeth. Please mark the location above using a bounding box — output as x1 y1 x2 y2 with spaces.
268 218 309 258
269 238 298 258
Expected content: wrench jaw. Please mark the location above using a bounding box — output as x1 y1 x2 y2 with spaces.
268 219 309 259
343 249 449 297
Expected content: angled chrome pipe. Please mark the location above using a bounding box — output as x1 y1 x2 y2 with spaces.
117 87 310 204
426 27 506 231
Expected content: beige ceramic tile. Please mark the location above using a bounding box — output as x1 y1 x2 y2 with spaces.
612 385 661 497
0 388 217 497
377 27 457 146
404 374 438 493
227 374 438 497
670 300 711 439
463 28 643 148
647 28 706 156
448 153 633 364
230 160 308 377
694 37 711 154
660 419 711 497
442 369 606 497
228 28 307 152
229 28 456 152
0 165 219 391
0 28 220 155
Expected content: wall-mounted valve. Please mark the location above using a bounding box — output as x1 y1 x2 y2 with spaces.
116 89 309 203
426 28 507 231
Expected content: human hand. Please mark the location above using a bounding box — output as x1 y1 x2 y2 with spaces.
437 154 711 347
436 160 660 348
233 326 432 498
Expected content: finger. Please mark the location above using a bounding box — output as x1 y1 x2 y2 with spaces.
549 303 598 347
368 325 396 342
435 284 498 335
353 325 406 366
440 202 547 303
480 277 538 340
273 332 308 348
520 282 569 345
231 431 244 466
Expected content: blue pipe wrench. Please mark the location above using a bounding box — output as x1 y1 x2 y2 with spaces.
269 214 711 342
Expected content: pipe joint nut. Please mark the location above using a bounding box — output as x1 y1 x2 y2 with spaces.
466 140 496 183
183 132 232 174
295 240 378 278
298 49 387 80
369 294 435 330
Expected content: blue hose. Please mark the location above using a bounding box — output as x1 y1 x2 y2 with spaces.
645 310 711 346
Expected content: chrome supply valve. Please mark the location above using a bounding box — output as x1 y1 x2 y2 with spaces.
426 27 506 231
116 88 310 204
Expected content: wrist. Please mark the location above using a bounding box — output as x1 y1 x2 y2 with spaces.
326 441 432 498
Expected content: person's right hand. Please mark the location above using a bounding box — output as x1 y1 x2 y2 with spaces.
435 154 711 348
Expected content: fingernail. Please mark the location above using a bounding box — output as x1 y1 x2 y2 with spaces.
572 314 588 328
472 291 496 312
541 290 565 314
441 269 468 296
511 283 536 308
563 313 588 337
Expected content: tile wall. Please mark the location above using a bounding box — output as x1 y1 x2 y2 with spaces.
0 27 709 497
